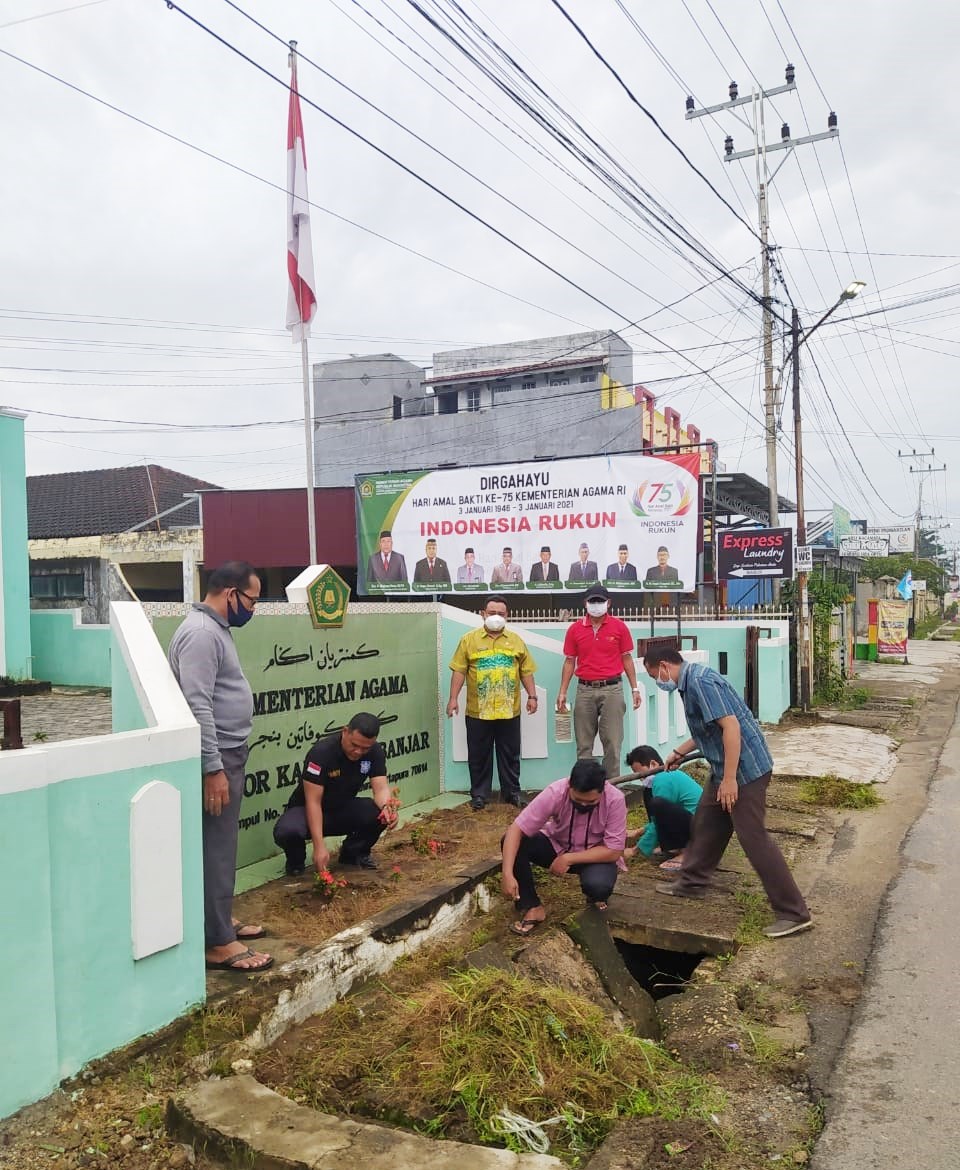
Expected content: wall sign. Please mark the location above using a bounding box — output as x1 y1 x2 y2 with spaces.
717 527 794 581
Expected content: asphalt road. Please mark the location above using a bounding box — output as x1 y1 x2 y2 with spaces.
812 695 960 1168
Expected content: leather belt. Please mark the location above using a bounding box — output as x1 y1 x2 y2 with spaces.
577 676 622 688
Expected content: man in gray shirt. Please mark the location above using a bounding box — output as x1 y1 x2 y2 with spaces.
168 561 272 973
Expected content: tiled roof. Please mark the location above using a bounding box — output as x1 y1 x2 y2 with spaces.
27 465 220 539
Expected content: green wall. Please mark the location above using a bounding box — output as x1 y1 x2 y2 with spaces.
152 611 442 867
30 610 112 688
0 619 204 1120
0 410 31 678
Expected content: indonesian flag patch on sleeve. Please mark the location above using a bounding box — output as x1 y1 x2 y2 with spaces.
306 761 322 776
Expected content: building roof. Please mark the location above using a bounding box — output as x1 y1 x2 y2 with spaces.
425 354 605 386
27 465 220 539
707 472 796 526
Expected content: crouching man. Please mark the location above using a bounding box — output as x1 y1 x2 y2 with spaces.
500 760 627 936
273 712 398 874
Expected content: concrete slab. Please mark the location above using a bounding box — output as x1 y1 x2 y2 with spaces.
169 1075 565 1169
564 909 660 1038
604 872 740 956
767 723 898 784
855 638 960 687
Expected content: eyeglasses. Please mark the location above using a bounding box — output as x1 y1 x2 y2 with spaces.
236 588 259 608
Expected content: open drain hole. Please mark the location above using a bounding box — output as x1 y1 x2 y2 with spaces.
614 939 706 1000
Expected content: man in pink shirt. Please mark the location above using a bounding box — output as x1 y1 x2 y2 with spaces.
500 760 627 934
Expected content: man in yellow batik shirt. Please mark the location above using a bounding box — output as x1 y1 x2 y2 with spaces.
447 595 538 810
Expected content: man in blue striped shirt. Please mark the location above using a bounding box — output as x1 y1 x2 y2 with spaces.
642 648 811 939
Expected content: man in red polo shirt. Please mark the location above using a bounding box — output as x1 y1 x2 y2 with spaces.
556 585 641 778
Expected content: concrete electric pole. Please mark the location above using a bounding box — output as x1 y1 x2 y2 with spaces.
685 67 840 541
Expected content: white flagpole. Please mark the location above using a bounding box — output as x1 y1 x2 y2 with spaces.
300 331 317 566
287 39 318 566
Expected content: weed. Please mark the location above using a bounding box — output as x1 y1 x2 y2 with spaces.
742 1024 784 1067
135 1103 164 1131
839 687 870 710
469 925 493 949
798 774 883 809
180 1004 248 1059
734 890 770 946
258 966 722 1161
32 729 49 742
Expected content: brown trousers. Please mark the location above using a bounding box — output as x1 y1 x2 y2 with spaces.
675 772 809 922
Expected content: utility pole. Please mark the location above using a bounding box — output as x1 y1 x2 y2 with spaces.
790 283 864 709
686 68 839 553
899 449 946 554
791 308 811 709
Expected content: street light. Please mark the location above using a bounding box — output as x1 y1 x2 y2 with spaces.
792 281 865 710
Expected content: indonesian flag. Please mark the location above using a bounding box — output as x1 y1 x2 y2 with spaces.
286 56 317 342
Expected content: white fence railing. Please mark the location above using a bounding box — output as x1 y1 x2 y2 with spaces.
504 605 795 623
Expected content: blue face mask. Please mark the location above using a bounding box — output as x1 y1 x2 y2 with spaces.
227 592 254 628
655 669 677 693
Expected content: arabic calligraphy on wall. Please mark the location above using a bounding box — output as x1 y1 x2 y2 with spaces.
151 611 442 869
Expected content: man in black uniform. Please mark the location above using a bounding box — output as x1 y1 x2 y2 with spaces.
273 712 398 874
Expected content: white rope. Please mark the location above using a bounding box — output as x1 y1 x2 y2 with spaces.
488 1103 586 1154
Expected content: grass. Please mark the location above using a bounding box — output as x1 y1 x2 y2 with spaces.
838 686 870 710
797 773 883 809
733 890 770 945
257 965 724 1163
180 1003 250 1059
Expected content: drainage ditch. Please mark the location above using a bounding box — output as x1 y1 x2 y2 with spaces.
614 939 706 1000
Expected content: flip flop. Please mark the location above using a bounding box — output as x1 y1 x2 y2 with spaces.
205 947 274 973
511 918 543 937
233 922 267 940
659 858 684 871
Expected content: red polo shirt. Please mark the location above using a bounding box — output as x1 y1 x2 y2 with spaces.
562 614 633 680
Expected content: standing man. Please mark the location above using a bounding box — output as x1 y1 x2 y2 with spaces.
642 647 812 938
457 548 484 584
644 546 679 584
413 538 451 586
529 545 560 584
556 585 641 779
447 596 538 810
605 544 638 582
273 712 397 874
168 561 272 973
490 547 523 586
366 530 408 586
568 542 598 582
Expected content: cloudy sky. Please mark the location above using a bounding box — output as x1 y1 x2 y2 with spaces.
3 0 957 533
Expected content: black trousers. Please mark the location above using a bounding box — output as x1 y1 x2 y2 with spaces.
505 831 619 913
642 790 694 854
273 798 385 867
465 714 522 802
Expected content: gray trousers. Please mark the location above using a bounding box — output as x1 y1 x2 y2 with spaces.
202 743 248 948
675 773 810 922
573 681 626 779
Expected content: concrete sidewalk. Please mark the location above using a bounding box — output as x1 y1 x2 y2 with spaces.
812 689 960 1168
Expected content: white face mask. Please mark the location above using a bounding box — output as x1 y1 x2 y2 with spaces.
484 614 507 632
585 601 608 618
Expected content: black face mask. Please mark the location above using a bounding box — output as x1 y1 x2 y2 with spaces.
570 799 596 814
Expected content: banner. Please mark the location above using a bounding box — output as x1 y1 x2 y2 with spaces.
877 599 909 657
868 525 915 554
153 612 441 867
355 452 701 596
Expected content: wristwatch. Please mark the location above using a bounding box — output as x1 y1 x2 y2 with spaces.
632 687 641 693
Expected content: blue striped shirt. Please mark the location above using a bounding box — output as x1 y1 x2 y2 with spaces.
678 662 773 785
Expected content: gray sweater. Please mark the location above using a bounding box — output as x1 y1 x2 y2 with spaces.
168 603 254 773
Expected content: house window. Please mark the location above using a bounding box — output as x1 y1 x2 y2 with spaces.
30 573 85 599
437 390 458 415
521 379 536 390
580 371 596 383
466 387 481 412
549 378 569 387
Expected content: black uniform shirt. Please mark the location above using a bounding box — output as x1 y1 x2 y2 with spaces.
286 731 386 812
